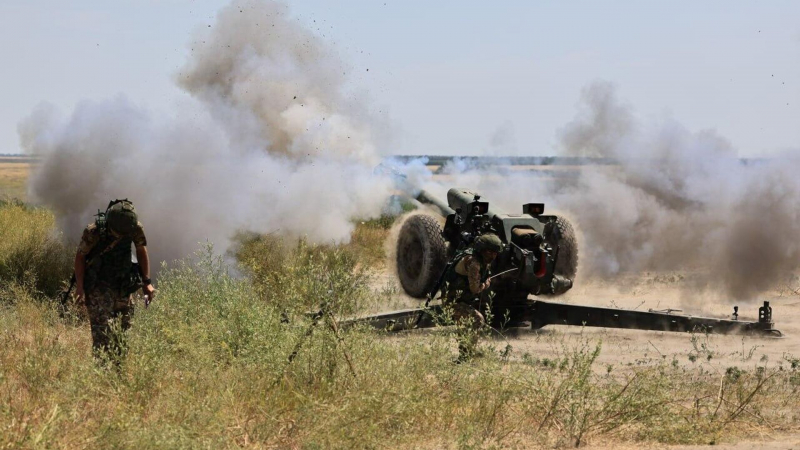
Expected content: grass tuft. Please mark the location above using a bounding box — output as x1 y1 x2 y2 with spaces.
0 200 72 298
2 202 800 448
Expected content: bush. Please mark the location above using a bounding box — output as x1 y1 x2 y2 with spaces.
233 233 375 316
2 225 800 448
347 219 392 267
0 199 72 298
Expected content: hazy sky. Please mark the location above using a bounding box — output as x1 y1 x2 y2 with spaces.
1 0 798 156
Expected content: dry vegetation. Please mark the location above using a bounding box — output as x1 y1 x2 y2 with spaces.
2 201 800 449
0 199 72 297
0 161 31 201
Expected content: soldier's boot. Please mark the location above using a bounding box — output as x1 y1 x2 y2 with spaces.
455 330 484 363
455 344 486 364
456 343 472 364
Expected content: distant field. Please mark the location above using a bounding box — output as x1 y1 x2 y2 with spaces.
0 162 30 201
0 157 577 204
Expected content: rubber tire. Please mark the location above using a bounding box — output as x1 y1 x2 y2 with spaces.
553 216 579 279
396 215 448 298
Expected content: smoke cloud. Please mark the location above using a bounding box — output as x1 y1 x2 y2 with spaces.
18 0 799 301
547 82 800 300
20 0 394 265
424 82 800 301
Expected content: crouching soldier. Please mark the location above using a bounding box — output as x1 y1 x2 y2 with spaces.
74 199 156 362
440 233 503 362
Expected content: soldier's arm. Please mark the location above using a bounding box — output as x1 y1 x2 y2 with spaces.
135 246 151 283
135 245 156 298
133 222 155 296
74 225 97 299
466 258 485 294
74 251 86 297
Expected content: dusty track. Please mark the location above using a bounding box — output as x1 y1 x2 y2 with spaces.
506 273 800 373
581 433 800 449
374 267 800 448
377 268 800 370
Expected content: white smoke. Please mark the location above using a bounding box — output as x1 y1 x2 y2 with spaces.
434 82 800 300
555 82 800 300
20 0 394 265
19 0 800 301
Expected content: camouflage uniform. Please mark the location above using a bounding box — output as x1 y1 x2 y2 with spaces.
441 234 503 361
78 221 147 357
442 250 491 359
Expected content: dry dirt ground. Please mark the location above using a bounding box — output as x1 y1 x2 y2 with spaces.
581 434 800 449
376 267 800 376
372 264 800 449
506 274 799 372
377 208 799 375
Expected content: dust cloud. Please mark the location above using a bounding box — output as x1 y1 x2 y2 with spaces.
18 1 799 301
437 82 800 301
19 0 393 265
555 82 800 300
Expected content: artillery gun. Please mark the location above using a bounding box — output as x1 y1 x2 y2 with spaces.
352 183 782 337
398 187 577 301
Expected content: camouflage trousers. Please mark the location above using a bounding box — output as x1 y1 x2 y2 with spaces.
447 301 486 360
442 276 487 360
84 283 134 361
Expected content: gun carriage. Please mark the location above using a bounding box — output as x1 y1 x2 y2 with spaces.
351 183 782 338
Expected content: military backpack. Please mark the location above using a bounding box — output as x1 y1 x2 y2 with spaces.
84 199 143 295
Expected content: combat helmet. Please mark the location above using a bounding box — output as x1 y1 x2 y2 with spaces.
474 233 503 253
105 199 138 236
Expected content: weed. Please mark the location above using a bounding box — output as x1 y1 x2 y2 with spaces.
0 201 72 298
2 213 800 448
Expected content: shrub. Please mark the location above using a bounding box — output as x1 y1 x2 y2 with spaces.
233 233 374 316
0 200 72 298
2 223 800 448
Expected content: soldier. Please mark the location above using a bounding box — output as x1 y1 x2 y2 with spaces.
441 233 503 362
74 200 156 362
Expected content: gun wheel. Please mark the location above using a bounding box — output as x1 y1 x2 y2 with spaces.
553 216 579 280
396 214 447 298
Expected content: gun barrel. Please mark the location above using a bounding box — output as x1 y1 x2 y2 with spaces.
415 190 455 216
446 188 505 219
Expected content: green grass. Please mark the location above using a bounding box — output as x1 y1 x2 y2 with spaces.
2 201 800 448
